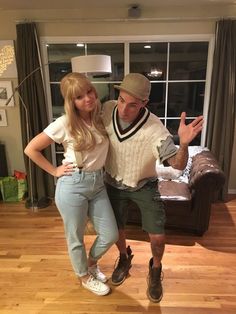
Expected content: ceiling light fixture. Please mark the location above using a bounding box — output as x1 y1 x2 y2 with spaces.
147 67 163 78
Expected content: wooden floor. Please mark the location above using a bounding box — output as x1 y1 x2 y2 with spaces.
0 196 236 314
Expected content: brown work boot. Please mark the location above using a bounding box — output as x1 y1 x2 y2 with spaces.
111 246 134 285
147 258 163 302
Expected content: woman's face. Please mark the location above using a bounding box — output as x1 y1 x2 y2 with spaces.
73 87 97 113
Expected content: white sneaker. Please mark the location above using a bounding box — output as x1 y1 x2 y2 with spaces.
88 264 108 283
82 275 110 296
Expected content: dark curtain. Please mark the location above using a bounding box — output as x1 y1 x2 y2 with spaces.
206 19 236 200
16 22 55 208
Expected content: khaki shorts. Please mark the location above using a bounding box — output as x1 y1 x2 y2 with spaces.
106 181 165 234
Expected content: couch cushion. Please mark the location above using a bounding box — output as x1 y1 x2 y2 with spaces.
158 181 191 201
156 164 183 180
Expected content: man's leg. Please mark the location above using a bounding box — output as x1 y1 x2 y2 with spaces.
111 228 134 285
106 185 134 286
147 233 165 302
131 181 165 302
116 229 127 254
149 233 165 267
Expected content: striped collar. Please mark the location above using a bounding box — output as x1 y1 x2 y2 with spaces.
112 105 150 142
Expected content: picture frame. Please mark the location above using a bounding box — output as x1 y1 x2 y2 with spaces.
0 109 7 126
0 80 14 107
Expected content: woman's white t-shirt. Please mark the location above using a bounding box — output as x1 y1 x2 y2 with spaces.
44 115 109 171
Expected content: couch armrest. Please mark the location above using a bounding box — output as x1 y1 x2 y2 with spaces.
188 150 225 235
189 151 225 194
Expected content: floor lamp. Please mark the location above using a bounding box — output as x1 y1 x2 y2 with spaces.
4 62 56 211
71 55 112 76
5 82 46 211
5 55 112 211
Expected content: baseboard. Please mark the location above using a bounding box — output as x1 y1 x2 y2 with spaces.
228 189 236 194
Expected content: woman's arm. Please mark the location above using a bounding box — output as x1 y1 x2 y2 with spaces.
24 132 68 177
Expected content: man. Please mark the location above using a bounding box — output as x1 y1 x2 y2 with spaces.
101 73 203 302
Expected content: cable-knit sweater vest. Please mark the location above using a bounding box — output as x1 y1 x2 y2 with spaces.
102 101 171 188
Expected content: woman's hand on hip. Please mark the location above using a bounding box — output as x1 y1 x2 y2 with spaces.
55 162 75 177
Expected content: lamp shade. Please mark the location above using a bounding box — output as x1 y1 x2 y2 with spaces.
71 55 111 75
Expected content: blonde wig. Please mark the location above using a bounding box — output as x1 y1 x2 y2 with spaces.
60 72 107 151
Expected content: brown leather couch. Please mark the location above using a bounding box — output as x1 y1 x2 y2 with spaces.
127 150 225 236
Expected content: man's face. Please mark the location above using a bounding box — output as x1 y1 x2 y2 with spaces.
117 91 146 123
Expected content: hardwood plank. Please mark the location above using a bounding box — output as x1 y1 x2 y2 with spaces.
0 196 236 314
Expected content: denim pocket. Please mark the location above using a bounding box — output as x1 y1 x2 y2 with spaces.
59 174 82 184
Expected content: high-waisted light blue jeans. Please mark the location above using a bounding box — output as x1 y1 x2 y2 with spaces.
55 169 118 277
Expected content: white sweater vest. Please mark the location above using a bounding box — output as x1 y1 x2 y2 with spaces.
102 101 171 188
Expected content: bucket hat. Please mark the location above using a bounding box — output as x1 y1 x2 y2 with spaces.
114 73 151 101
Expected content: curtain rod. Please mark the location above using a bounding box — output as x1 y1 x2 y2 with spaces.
16 16 236 24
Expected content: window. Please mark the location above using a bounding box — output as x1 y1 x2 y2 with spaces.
130 41 209 145
42 36 212 166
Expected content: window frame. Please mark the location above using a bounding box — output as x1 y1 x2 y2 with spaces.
40 34 214 148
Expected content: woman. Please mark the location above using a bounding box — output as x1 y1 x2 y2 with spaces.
24 72 118 296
